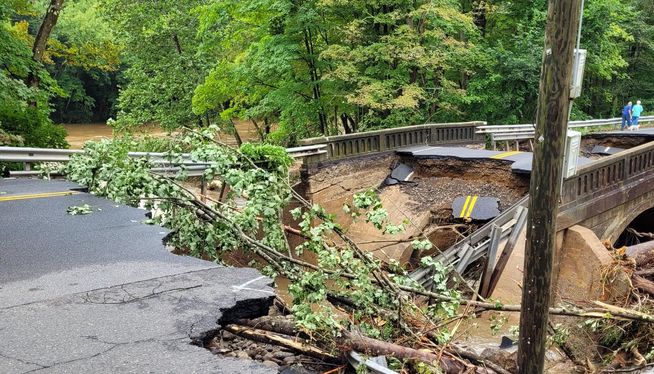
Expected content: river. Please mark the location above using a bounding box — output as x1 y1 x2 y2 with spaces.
63 121 262 149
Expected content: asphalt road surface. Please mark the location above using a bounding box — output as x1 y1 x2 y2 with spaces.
0 178 275 373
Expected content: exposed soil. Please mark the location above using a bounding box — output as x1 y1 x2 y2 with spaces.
398 158 529 213
580 136 651 158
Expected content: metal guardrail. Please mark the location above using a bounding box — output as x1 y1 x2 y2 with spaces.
477 116 654 150
299 122 485 160
409 196 529 288
0 144 328 177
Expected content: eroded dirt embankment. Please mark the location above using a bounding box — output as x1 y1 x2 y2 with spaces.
580 135 652 158
298 154 529 264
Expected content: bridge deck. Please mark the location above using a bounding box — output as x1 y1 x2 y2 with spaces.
0 178 275 373
397 146 592 174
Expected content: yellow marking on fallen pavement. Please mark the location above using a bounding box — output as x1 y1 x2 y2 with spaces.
0 191 80 202
459 195 472 218
491 151 523 159
465 195 479 219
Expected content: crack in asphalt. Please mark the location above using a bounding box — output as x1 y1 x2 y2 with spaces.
0 351 46 370
0 267 216 311
81 284 203 305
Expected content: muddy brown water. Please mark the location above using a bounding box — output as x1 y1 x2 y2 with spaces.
63 120 262 149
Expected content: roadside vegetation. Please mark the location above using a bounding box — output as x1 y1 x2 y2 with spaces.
3 0 654 372
59 131 654 372
2 0 654 148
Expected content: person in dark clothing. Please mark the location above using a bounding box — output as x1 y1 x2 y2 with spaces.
622 101 633 130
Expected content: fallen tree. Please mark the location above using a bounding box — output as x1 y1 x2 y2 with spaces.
62 130 654 373
229 316 508 374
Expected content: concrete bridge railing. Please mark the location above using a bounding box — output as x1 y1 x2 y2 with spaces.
559 139 654 232
298 121 485 160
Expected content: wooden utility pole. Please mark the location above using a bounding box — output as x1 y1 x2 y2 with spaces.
517 0 581 372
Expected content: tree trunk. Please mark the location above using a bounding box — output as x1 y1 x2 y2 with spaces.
250 119 265 142
517 0 580 373
341 113 352 134
264 117 271 135
28 0 65 99
632 275 654 297
302 28 328 135
348 115 358 133
231 317 494 373
172 33 183 54
229 120 243 146
627 241 654 268
32 0 65 64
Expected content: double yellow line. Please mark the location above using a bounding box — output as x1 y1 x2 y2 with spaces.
491 150 522 159
459 195 479 219
0 191 80 202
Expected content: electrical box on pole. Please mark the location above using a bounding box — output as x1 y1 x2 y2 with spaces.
563 130 581 178
570 49 587 99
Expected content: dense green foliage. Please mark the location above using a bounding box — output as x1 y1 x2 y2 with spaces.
63 131 457 344
3 0 654 145
108 0 654 143
0 0 67 148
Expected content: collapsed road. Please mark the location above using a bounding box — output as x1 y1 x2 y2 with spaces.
0 178 276 373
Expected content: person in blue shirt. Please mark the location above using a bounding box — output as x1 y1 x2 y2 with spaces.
631 100 644 130
622 101 633 130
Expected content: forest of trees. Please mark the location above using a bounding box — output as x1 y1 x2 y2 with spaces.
1 0 653 148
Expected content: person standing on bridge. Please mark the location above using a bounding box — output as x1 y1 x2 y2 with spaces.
631 100 644 130
622 101 633 130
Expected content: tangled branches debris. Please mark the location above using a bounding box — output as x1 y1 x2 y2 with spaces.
64 129 654 372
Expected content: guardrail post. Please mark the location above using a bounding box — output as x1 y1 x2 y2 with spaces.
23 162 31 171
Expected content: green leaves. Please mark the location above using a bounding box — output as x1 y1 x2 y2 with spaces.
67 204 93 215
350 189 405 235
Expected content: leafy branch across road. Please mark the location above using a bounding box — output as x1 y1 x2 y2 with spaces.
63 130 654 372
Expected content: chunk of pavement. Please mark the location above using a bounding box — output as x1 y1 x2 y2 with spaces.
451 196 500 221
591 145 625 156
499 336 515 350
384 163 414 185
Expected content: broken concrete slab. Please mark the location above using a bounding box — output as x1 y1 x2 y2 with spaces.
452 196 500 221
384 163 414 185
0 267 276 374
590 145 625 155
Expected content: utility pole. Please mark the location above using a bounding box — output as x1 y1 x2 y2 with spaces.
517 0 581 372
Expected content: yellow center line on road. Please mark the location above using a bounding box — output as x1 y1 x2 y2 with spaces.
491 150 523 159
459 195 472 218
0 191 81 202
464 195 478 219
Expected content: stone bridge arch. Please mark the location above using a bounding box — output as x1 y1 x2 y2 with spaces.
576 187 654 243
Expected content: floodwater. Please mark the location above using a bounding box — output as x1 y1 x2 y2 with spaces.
63 120 263 149
63 123 169 149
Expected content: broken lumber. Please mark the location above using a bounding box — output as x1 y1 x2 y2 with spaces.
224 324 339 363
231 317 496 373
399 285 654 323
